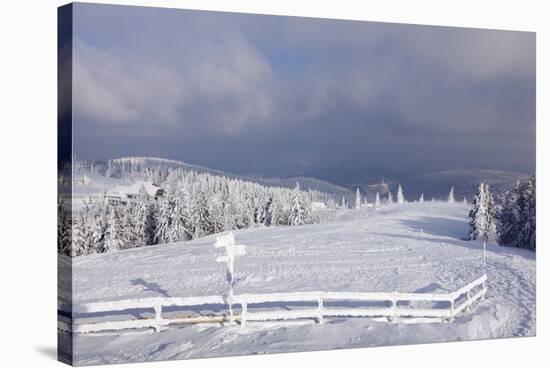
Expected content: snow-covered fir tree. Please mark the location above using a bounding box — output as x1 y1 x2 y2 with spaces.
104 205 125 252
498 183 520 246
71 213 89 257
191 190 215 238
468 183 498 243
498 176 535 250
355 188 361 209
419 193 424 203
154 197 173 244
57 199 72 256
341 196 347 209
448 187 455 204
288 183 311 226
515 176 536 250
120 202 139 248
70 199 100 256
262 197 274 226
387 191 393 204
397 185 405 204
270 194 287 226
89 201 108 254
163 196 192 243
374 192 380 207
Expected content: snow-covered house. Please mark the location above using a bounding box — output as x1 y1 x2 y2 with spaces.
105 181 166 205
311 201 327 210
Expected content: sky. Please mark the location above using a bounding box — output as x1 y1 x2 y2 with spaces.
71 3 536 179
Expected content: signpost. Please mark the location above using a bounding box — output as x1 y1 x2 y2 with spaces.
215 232 246 324
483 241 486 273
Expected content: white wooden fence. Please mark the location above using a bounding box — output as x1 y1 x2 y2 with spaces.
59 274 487 334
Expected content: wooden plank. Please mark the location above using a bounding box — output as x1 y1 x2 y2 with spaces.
454 288 487 315
244 309 319 322
71 275 488 333
452 275 487 299
74 318 158 334
78 295 225 313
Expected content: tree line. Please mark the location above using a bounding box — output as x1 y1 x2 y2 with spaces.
58 171 315 257
468 175 536 251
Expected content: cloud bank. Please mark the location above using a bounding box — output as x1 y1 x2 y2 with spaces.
72 4 535 177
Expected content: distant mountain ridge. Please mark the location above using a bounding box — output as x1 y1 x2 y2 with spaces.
81 158 529 203
302 165 531 202
400 169 531 201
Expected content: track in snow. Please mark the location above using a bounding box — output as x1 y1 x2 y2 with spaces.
63 202 535 365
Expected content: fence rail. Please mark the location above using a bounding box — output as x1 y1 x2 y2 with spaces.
59 275 487 334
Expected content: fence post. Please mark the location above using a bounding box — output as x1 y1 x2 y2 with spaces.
154 305 162 332
241 303 247 327
449 299 455 322
228 298 234 324
483 241 486 273
317 297 324 324
389 293 397 322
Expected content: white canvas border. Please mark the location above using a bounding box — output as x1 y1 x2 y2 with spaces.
0 1 546 367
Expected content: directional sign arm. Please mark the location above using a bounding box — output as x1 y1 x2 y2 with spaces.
216 255 230 263
233 244 247 256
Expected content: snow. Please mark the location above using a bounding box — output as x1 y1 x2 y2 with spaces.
312 201 327 210
62 202 535 365
66 274 486 334
106 181 164 198
67 171 132 210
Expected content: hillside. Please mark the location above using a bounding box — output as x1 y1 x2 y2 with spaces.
77 156 352 198
65 202 535 365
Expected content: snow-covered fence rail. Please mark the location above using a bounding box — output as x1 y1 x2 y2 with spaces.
60 295 225 334
60 275 487 334
235 274 487 325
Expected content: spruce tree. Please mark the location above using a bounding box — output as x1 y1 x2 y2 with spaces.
498 184 520 246
448 187 455 204
71 214 88 257
154 197 173 244
57 199 72 256
90 203 108 252
397 185 405 204
191 190 214 238
355 188 362 209
468 183 498 243
500 176 536 250
104 205 124 252
168 196 193 242
289 183 310 226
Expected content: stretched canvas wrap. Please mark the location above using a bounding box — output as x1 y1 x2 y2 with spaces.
57 3 536 366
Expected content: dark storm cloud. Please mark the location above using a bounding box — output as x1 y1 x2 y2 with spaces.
72 3 535 177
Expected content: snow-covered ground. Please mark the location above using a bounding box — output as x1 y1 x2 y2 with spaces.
63 202 535 366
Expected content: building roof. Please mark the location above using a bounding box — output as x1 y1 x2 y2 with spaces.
106 181 165 198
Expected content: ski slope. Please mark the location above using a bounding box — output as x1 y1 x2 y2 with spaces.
64 202 535 365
